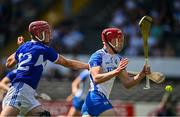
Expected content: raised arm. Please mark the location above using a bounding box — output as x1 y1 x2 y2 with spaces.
6 53 16 68
6 36 24 68
55 55 89 70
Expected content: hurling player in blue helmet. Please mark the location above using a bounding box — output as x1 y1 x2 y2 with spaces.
81 27 151 117
1 20 89 116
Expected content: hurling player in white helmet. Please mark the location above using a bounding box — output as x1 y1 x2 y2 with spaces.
1 20 89 116
81 27 151 117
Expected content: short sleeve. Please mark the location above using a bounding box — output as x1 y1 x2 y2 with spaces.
89 52 102 68
45 47 59 62
15 47 21 62
6 69 17 81
79 70 89 80
15 52 18 61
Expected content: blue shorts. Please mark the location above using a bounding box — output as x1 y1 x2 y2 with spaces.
72 96 84 111
81 90 113 116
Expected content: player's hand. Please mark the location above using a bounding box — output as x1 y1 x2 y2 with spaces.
140 64 151 77
116 58 128 73
66 94 73 102
17 36 24 46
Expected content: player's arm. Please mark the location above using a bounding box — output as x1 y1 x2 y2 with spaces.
0 76 11 91
117 65 150 89
158 93 171 109
127 71 137 77
91 58 128 84
6 36 24 68
6 53 16 68
72 76 81 95
66 93 74 102
66 76 81 102
55 55 89 70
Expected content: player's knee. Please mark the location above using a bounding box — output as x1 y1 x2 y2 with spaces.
38 110 51 116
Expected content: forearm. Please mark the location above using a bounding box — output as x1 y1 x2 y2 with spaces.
65 59 89 70
66 93 74 102
0 83 9 91
72 84 78 95
127 71 137 77
93 70 118 84
6 53 16 68
56 55 89 70
127 72 145 88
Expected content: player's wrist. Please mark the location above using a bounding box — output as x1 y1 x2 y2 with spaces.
114 68 124 76
138 72 146 79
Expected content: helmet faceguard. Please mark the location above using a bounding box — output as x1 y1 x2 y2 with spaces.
28 21 51 44
101 27 124 53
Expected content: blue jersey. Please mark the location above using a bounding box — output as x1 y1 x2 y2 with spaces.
14 40 58 89
6 69 17 82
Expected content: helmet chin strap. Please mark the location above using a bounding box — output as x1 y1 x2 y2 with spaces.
35 32 45 42
103 34 118 54
108 38 119 48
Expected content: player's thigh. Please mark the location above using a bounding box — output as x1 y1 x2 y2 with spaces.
0 105 20 116
99 108 116 116
25 105 44 116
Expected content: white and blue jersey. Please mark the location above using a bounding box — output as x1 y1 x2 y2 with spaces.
89 48 122 98
14 40 58 89
73 70 89 110
81 48 122 116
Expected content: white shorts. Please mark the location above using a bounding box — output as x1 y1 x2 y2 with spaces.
2 82 41 115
